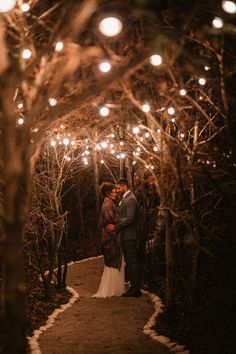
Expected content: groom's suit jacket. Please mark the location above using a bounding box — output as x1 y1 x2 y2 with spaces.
115 191 138 240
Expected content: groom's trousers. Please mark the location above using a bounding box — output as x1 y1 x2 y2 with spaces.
122 239 140 292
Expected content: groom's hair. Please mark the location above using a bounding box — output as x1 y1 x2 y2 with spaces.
116 178 129 186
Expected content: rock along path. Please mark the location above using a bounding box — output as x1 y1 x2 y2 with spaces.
38 256 171 354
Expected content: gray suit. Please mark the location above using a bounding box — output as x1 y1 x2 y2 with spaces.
115 191 140 293
115 191 138 240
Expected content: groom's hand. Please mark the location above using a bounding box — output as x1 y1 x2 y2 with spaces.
106 224 115 232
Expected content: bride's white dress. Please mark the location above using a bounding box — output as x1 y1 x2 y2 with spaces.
92 256 126 297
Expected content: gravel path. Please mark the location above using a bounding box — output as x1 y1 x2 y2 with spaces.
39 256 171 354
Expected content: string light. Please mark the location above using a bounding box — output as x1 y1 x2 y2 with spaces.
100 159 105 164
17 117 24 125
99 61 111 72
22 49 32 60
17 103 24 109
171 118 176 123
99 17 123 37
222 1 236 13
120 153 126 159
150 54 163 66
63 138 70 145
204 65 210 71
0 0 17 12
99 106 110 117
48 97 57 106
132 127 140 134
167 107 175 115
142 103 151 112
50 140 56 147
101 141 108 148
212 17 224 29
21 3 30 12
55 41 64 52
153 146 158 152
198 78 206 86
179 89 187 96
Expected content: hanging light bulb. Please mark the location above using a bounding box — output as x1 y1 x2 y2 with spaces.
17 103 24 109
150 54 163 66
222 1 236 13
179 89 187 96
21 3 30 12
99 17 123 37
50 140 56 147
142 103 150 112
0 0 17 12
198 78 206 86
48 97 57 106
17 117 24 125
99 106 110 117
132 127 140 134
120 153 126 159
99 61 111 72
204 65 210 71
55 41 64 52
22 49 32 60
101 141 108 148
167 107 175 115
63 138 70 145
212 17 224 29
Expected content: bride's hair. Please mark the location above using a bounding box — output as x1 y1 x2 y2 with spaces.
99 182 115 197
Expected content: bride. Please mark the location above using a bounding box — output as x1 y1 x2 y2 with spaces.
93 182 125 298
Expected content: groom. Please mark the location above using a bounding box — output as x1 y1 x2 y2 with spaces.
106 178 141 297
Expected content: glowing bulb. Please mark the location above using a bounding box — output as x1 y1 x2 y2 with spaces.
99 17 123 37
179 89 187 96
171 118 176 123
150 54 163 66
55 41 64 52
99 61 111 72
99 106 110 117
0 0 17 12
17 103 24 109
144 132 150 138
167 107 175 115
180 133 185 138
17 118 24 125
100 159 104 164
120 153 126 159
204 65 210 71
21 3 30 12
50 140 56 146
22 49 32 60
101 141 108 148
132 127 140 134
212 17 224 29
153 146 158 152
63 138 70 145
198 78 206 86
157 128 161 133
48 97 57 106
142 103 150 112
222 1 236 13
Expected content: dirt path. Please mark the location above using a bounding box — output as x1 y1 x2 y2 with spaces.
38 257 171 354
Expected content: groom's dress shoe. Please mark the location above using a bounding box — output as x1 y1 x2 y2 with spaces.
122 289 141 297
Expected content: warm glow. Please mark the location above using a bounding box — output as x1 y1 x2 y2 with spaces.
171 118 176 123
99 61 111 72
222 1 236 13
22 49 32 60
21 3 30 12
17 118 24 125
17 103 24 109
142 103 150 112
120 153 126 159
144 132 150 138
204 65 210 71
63 138 70 145
167 107 175 115
55 41 64 52
198 78 206 86
49 97 57 106
153 146 158 152
50 140 56 147
179 89 187 96
99 106 110 117
99 17 123 37
101 141 108 149
150 54 163 66
0 0 17 12
212 17 224 29
132 127 140 134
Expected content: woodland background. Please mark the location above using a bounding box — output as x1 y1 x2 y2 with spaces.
0 0 236 353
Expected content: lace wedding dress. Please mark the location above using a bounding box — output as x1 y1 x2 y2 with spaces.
92 256 126 298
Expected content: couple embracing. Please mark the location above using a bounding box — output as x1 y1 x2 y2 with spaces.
93 178 141 298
